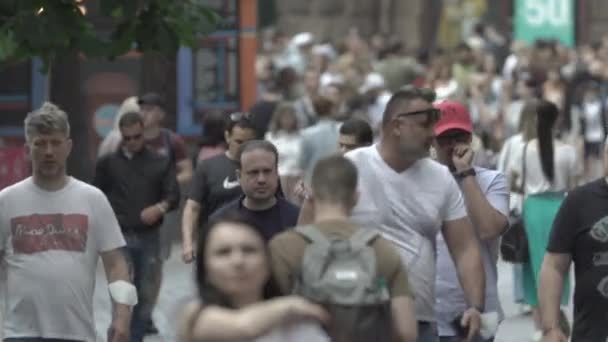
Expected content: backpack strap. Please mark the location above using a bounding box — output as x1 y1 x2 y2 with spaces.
349 229 379 250
295 225 331 249
162 128 175 164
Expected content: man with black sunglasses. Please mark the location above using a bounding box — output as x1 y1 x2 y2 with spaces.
93 111 180 342
432 100 509 342
344 87 486 342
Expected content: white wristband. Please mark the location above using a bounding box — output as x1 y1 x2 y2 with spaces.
108 280 138 306
480 312 499 339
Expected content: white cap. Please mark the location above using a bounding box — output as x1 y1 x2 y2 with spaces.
320 73 345 89
359 73 386 93
292 32 314 47
312 44 337 60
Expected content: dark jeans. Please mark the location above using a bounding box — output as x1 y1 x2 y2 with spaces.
418 321 439 342
440 336 494 342
4 339 82 342
123 230 161 342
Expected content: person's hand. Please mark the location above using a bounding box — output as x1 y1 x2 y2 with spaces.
282 296 330 325
140 205 163 226
293 180 313 204
461 307 482 342
182 242 195 264
107 318 130 342
542 328 567 342
452 144 474 173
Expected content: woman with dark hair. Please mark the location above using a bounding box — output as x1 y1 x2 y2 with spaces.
178 214 329 341
507 100 578 341
511 100 579 194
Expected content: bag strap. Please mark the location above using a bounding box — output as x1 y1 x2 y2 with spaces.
296 225 331 249
162 128 175 164
349 229 379 250
521 141 529 196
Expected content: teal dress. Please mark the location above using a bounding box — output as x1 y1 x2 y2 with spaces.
522 192 571 306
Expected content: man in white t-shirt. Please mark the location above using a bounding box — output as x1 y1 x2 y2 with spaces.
432 100 509 342
345 87 486 342
0 103 134 342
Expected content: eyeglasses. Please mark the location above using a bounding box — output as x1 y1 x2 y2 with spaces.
394 108 441 123
230 112 252 122
123 133 143 141
435 131 471 146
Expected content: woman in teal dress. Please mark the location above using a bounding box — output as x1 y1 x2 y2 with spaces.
508 100 579 340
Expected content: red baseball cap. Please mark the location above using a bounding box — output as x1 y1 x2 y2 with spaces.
433 100 473 136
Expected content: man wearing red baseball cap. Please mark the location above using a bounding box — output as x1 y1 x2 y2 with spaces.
433 100 510 342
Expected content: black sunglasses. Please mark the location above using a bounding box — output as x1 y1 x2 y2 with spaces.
436 131 471 145
229 112 252 122
123 133 143 141
395 108 441 122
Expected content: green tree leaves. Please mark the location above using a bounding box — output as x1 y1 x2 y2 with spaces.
0 0 218 72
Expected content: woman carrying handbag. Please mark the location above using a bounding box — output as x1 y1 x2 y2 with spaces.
507 100 578 341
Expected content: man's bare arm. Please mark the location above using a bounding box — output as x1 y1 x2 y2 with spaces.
539 252 571 337
101 248 132 317
181 199 201 263
176 159 193 187
391 296 417 342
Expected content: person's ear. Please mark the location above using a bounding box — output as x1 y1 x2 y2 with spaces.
66 138 73 155
224 130 231 143
391 120 401 137
24 142 32 160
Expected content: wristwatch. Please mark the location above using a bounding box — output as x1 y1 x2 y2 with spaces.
454 168 476 181
470 305 484 313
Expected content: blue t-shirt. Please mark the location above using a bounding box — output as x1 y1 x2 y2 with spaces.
210 196 300 241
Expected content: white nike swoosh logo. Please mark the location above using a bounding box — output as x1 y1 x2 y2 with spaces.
223 177 240 189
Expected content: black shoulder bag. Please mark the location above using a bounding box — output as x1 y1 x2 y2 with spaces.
500 142 530 263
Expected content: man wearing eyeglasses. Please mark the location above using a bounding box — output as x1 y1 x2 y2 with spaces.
432 100 509 342
344 87 486 342
93 111 180 342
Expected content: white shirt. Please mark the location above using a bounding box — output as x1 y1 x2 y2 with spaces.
265 131 303 176
0 177 125 341
346 145 467 321
581 101 605 143
508 139 578 195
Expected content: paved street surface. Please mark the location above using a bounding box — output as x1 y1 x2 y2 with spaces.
0 245 573 342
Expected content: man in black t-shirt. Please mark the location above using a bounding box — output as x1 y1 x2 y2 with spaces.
210 140 299 241
181 116 257 263
539 143 608 342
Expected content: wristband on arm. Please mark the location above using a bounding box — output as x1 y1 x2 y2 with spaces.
108 280 138 306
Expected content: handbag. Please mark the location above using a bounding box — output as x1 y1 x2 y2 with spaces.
500 142 530 263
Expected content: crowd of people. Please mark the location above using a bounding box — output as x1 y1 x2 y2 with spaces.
1 26 608 342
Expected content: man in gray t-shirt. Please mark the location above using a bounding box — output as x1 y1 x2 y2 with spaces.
432 100 509 342
0 103 132 342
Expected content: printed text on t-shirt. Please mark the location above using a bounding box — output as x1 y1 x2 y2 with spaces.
11 213 89 254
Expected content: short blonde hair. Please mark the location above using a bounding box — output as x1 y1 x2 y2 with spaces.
24 102 70 142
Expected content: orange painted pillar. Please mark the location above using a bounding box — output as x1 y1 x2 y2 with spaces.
239 0 257 111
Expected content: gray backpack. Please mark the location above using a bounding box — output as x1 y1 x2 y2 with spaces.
294 225 393 342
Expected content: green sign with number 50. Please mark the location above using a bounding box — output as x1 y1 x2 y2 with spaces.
515 0 575 47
